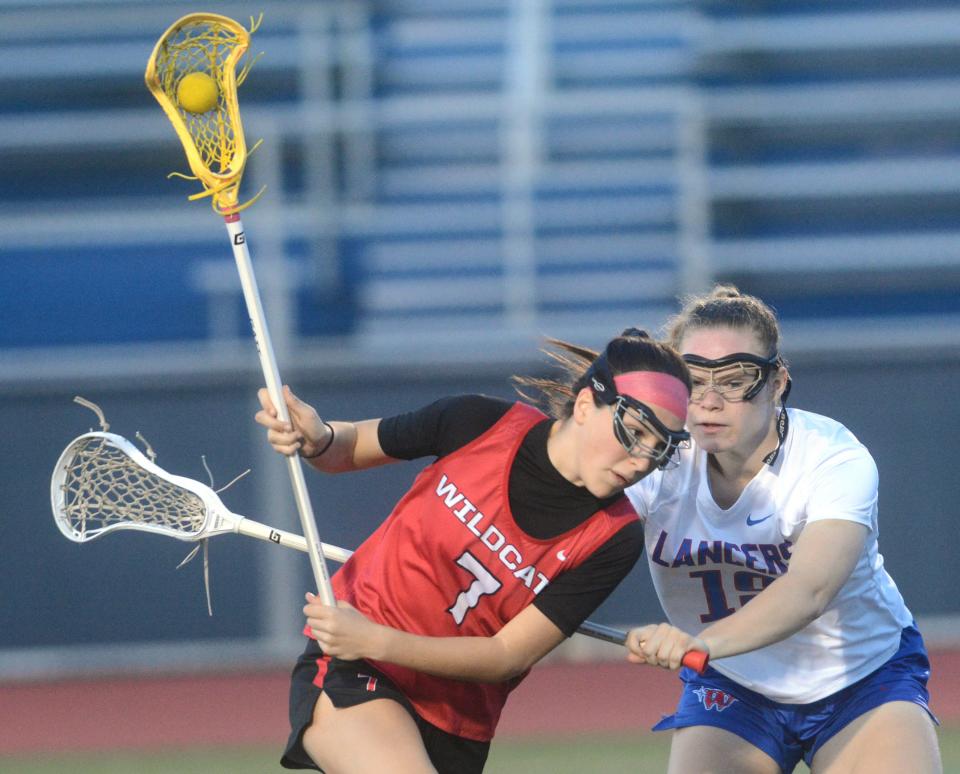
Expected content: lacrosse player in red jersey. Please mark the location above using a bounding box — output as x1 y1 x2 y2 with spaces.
255 329 691 773
623 286 942 774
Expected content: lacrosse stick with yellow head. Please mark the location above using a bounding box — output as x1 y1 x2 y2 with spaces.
145 13 335 606
145 12 262 214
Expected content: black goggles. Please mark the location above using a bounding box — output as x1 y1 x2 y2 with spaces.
683 351 792 465
586 355 691 470
683 352 782 403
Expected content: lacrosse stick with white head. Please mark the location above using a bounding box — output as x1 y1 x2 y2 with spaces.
51 430 352 565
144 13 335 605
50 426 708 673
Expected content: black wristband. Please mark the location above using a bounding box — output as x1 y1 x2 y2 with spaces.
299 421 335 459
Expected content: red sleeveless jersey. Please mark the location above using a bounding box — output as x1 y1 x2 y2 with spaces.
311 402 638 740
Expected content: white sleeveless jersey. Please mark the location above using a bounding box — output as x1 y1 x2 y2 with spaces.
627 408 913 703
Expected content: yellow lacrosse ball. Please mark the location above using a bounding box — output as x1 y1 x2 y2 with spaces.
176 72 219 114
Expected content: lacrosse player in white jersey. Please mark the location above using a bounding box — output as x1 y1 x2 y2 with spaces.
623 285 941 774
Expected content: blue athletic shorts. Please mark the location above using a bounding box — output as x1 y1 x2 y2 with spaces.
652 625 938 773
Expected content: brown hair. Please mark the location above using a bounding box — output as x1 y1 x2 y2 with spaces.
666 284 782 358
514 329 691 419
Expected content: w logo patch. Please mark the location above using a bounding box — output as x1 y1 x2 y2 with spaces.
694 686 737 712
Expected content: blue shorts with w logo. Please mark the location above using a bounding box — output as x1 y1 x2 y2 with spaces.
652 625 937 772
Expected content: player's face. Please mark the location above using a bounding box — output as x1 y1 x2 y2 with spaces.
575 389 685 498
680 326 779 456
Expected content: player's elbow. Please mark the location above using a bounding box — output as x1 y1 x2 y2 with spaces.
461 661 523 684
484 642 535 682
498 658 533 682
487 665 527 682
810 585 842 620
793 578 842 623
480 656 526 683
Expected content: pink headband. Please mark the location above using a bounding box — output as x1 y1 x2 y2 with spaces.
613 372 689 422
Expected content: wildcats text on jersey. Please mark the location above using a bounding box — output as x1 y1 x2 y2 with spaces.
436 474 550 594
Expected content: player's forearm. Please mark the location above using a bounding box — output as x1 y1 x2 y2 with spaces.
698 573 827 659
301 418 392 473
300 421 358 473
371 626 526 683
700 522 866 660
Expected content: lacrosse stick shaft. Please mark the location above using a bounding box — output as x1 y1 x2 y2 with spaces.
235 518 352 563
224 213 335 607
575 620 629 646
267 531 708 673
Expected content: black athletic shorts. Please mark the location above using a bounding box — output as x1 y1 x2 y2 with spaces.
281 638 490 773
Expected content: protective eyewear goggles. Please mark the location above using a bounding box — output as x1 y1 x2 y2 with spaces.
683 352 781 403
587 356 690 470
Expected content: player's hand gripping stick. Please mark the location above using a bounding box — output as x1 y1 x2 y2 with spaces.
576 620 709 674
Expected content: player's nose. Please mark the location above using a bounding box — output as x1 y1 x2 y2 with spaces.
697 385 725 409
626 455 653 478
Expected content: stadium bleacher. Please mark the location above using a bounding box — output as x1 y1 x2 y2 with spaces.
699 1 960 329
1 0 959 354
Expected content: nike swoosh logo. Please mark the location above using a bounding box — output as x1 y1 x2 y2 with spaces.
745 513 774 526
557 550 568 561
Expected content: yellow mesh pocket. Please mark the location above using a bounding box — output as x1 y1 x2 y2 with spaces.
146 13 263 213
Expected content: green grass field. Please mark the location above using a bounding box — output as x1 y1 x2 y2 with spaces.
3 727 958 774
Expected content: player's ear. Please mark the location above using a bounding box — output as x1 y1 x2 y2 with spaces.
771 366 790 402
572 387 595 425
